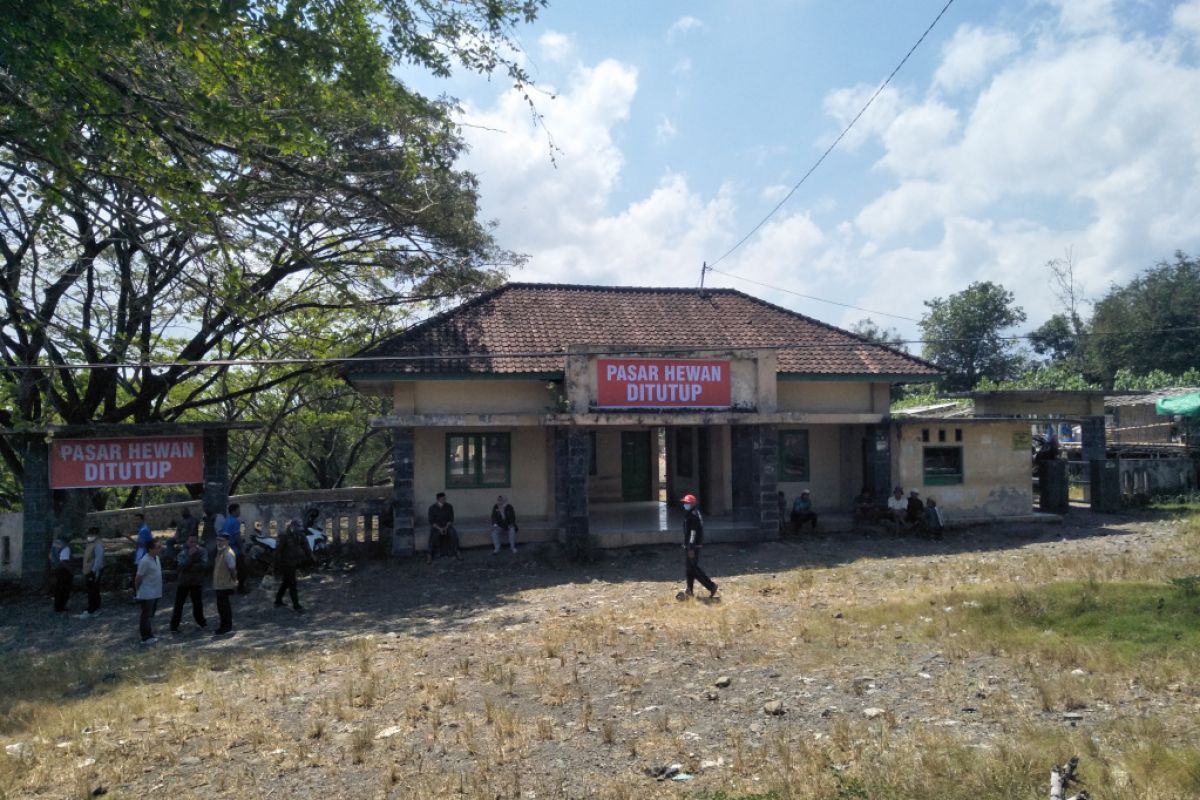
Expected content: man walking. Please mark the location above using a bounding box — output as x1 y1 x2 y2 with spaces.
273 518 311 612
680 493 719 599
169 534 208 633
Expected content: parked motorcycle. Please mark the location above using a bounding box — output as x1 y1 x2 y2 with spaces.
245 517 329 577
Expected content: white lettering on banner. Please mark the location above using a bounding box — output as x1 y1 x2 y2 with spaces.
84 461 174 483
609 363 660 382
125 440 194 460
625 383 705 403
661 364 722 382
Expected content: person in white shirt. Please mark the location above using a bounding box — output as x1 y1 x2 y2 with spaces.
134 538 164 644
885 486 907 531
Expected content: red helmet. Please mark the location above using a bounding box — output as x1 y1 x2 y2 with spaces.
680 493 697 505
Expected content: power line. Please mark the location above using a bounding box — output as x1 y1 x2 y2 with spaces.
707 266 920 322
707 0 957 270
5 324 1200 372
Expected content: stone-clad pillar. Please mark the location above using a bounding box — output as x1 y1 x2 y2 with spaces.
201 428 229 544
20 435 52 583
865 423 892 503
555 427 590 546
390 427 415 556
730 424 779 539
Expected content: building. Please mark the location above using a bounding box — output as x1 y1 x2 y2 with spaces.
344 283 1034 553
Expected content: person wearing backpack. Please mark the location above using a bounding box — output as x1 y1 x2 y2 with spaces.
273 518 311 612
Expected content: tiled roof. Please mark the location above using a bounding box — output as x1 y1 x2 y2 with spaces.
347 283 940 378
1105 387 1200 407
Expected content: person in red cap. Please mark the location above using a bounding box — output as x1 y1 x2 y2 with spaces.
680 493 719 599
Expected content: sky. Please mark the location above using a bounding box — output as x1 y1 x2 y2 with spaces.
413 0 1200 346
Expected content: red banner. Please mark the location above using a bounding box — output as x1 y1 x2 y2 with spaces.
596 358 732 408
50 436 204 489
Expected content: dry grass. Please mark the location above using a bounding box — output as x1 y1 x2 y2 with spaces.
3 513 1200 799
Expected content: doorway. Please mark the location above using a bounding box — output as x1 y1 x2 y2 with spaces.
620 431 653 501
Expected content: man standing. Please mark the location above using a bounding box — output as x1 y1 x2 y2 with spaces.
134 538 164 644
212 533 237 636
169 534 208 633
221 503 247 593
273 518 311 612
174 507 199 542
79 526 104 618
131 513 154 565
49 536 73 613
427 492 460 563
680 493 719 599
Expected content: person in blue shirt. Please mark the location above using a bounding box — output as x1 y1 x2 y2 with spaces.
789 490 818 532
221 503 247 593
132 513 154 564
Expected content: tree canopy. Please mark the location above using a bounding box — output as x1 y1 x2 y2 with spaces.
919 281 1027 391
0 0 544 496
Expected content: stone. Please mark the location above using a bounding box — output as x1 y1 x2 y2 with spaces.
1063 712 1084 722
863 707 887 720
375 726 403 739
704 691 719 701
763 700 785 716
714 676 731 688
179 756 201 766
5 743 30 757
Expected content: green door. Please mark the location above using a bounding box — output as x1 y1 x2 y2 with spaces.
621 431 652 501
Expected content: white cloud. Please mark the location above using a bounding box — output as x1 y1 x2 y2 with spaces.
667 16 703 40
655 115 678 144
672 57 693 77
537 31 575 64
1045 0 1118 35
820 84 903 151
933 25 1020 92
1174 0 1200 39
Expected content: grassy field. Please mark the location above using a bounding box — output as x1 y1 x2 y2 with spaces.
3 510 1200 799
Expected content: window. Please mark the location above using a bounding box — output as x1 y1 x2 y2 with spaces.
778 430 810 482
445 433 511 488
677 429 694 478
923 446 963 486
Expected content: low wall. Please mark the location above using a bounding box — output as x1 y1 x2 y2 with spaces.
0 513 22 579
1119 457 1198 495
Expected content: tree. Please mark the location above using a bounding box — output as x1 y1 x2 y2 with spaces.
1086 252 1200 383
850 318 907 351
920 281 1027 391
0 1 543 490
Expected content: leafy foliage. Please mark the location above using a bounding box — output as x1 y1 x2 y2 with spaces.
0 0 543 495
920 281 1027 391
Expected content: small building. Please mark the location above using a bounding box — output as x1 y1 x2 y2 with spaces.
344 284 1034 552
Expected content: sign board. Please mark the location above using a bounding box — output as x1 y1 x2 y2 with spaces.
50 436 204 489
595 358 731 409
1012 431 1032 451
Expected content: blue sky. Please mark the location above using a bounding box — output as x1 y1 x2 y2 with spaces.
415 0 1200 344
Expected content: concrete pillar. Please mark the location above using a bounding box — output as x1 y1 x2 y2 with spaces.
201 428 229 543
20 435 52 583
390 427 415 556
1080 416 1118 511
730 424 779 538
555 427 590 546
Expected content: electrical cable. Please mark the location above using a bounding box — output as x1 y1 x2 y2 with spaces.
707 0 957 270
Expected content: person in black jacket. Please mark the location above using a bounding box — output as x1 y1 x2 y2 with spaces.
680 493 719 599
169 534 208 632
274 518 312 611
427 492 460 563
490 495 519 554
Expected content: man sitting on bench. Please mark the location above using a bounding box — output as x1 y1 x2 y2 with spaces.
427 491 461 563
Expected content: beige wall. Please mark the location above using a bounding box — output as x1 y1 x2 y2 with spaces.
589 428 623 502
394 380 551 415
893 420 1031 519
414 426 552 522
776 425 864 512
974 393 1104 417
777 381 883 414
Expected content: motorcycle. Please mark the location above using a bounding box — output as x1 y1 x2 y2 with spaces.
245 516 329 577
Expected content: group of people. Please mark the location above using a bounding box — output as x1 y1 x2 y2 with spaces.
855 485 945 538
50 503 313 645
426 492 520 563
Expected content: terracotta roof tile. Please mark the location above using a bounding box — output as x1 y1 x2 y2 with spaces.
348 283 940 378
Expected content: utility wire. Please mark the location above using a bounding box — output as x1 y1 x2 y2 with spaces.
707 0 957 270
6 324 1200 372
706 265 920 322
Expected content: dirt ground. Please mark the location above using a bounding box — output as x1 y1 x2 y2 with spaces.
3 509 1199 799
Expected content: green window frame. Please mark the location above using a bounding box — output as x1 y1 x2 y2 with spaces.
923 446 963 486
445 432 511 489
777 430 810 482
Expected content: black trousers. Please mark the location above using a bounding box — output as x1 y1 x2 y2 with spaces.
215 589 234 633
275 567 299 608
85 573 102 613
139 598 158 641
53 568 72 612
685 548 717 594
170 584 206 630
790 511 818 531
